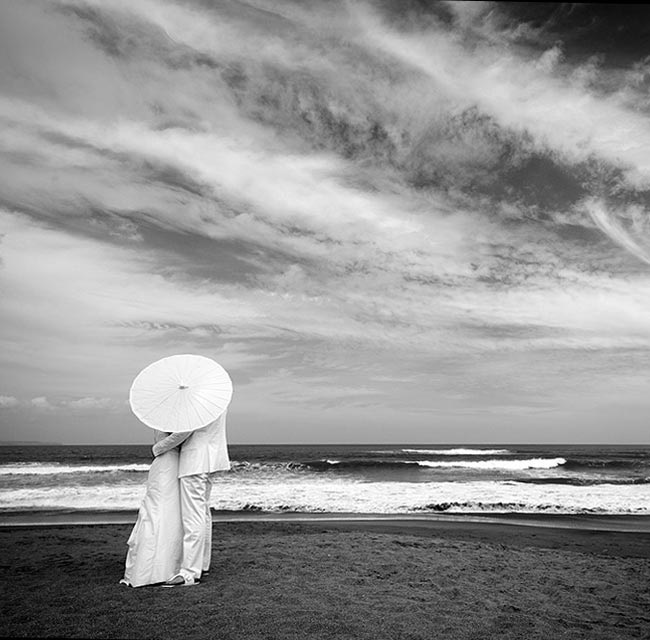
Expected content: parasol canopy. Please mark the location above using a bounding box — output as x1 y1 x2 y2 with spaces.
129 354 233 432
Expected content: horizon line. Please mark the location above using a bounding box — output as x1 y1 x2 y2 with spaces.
2 441 649 447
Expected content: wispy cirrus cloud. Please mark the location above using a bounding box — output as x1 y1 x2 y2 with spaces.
0 0 649 443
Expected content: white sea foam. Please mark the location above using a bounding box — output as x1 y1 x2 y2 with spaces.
416 457 567 470
0 462 150 475
1 475 648 514
320 457 566 470
229 461 306 472
400 448 511 455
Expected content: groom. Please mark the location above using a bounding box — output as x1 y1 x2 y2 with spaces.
151 410 230 586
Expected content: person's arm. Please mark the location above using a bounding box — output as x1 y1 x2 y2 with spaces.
152 431 192 457
152 429 168 444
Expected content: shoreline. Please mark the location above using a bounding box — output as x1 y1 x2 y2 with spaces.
3 510 649 559
2 509 650 532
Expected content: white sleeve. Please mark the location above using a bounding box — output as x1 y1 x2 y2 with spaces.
152 431 192 457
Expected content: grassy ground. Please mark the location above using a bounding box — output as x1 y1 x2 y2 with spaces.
2 521 650 639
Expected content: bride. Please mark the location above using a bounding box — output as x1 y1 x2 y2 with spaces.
120 430 183 587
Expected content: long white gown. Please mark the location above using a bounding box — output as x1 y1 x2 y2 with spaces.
120 433 183 587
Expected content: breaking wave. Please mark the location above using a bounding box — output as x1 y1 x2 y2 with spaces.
229 460 308 472
2 479 649 515
562 459 647 471
515 476 650 486
416 457 567 470
399 448 511 455
0 462 150 475
307 457 567 471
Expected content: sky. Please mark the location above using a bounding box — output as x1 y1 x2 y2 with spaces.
1 1 649 445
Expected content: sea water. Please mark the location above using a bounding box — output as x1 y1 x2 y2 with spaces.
0 444 648 515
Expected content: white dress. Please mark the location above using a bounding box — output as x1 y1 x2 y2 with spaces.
120 435 183 587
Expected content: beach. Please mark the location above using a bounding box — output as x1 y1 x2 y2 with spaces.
2 514 649 639
3 444 649 638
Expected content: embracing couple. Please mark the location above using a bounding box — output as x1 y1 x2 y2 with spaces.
120 410 230 588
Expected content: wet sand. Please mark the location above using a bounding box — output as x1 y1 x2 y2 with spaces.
2 516 649 639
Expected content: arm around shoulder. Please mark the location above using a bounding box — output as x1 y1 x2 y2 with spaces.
152 431 192 457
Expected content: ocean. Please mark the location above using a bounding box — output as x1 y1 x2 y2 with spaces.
1 444 649 515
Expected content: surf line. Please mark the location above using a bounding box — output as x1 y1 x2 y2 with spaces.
1 512 649 533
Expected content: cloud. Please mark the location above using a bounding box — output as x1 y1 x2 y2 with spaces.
30 397 55 411
0 1 649 442
584 198 650 266
64 397 115 410
356 3 650 180
16 396 117 412
0 395 19 409
0 0 145 119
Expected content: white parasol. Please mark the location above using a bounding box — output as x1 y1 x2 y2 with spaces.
129 354 233 432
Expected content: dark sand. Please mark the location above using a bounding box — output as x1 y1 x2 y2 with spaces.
2 515 649 639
